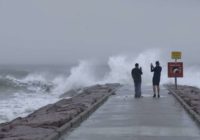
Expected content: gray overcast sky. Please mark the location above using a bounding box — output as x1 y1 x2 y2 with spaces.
0 0 200 65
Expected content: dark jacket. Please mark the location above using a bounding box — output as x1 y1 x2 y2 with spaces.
131 67 143 83
151 65 162 80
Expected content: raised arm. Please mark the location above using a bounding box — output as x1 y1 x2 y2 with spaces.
151 64 154 72
140 67 143 75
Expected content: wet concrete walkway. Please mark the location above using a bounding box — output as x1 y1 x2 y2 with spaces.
60 85 200 140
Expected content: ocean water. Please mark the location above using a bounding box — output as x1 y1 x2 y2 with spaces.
0 50 200 123
0 63 112 123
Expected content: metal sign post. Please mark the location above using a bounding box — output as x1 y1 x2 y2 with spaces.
175 59 177 89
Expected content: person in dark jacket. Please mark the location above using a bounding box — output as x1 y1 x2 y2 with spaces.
131 63 143 98
151 61 162 98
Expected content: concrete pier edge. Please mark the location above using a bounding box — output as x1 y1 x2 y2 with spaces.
167 87 200 126
44 89 117 140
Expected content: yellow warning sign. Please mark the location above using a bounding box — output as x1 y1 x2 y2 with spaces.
172 51 182 59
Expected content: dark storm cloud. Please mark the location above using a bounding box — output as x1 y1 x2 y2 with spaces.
0 0 200 64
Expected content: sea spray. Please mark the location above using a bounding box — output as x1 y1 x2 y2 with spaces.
52 49 200 91
52 60 99 94
102 49 162 85
177 66 200 88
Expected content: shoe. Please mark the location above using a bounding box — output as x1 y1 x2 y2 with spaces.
158 94 160 98
153 94 156 98
135 95 138 98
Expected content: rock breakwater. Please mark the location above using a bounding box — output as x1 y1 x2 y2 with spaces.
167 85 200 125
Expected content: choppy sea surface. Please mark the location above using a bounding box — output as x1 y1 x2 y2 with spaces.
0 65 69 123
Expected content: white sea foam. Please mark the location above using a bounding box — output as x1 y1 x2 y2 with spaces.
0 91 58 123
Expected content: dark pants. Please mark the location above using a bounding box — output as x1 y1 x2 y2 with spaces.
134 81 141 98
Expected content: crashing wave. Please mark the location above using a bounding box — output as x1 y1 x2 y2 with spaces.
0 75 54 93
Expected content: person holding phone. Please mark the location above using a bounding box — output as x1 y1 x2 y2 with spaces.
151 61 162 98
131 63 143 98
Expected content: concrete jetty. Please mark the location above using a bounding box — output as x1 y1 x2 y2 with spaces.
0 83 120 140
60 85 200 140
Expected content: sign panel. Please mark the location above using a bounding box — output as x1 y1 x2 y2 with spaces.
171 51 182 59
168 62 183 78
